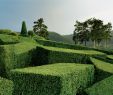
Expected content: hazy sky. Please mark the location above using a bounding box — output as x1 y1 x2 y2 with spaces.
0 0 113 35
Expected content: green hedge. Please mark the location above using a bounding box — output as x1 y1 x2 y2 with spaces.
0 34 19 45
11 63 94 95
90 57 113 82
36 39 92 50
85 75 113 95
0 42 37 78
0 29 12 34
92 55 113 64
0 77 13 95
32 46 105 66
107 55 113 60
93 48 113 54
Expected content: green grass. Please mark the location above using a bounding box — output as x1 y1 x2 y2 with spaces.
11 63 94 95
85 75 113 95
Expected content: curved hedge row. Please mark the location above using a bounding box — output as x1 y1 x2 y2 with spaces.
90 57 113 82
85 75 113 95
0 77 13 95
0 34 19 45
36 39 92 50
11 63 94 95
32 45 105 66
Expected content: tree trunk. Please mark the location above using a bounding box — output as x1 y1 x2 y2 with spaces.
105 39 107 48
84 41 87 46
93 40 96 48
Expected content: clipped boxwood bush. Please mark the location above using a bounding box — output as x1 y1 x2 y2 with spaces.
36 39 92 50
32 45 105 66
85 75 113 95
0 41 37 78
0 29 12 34
0 34 19 45
0 77 13 95
90 57 113 82
11 63 94 95
93 48 113 54
92 55 113 64
8 32 18 36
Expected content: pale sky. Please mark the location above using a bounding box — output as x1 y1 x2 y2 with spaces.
0 0 113 34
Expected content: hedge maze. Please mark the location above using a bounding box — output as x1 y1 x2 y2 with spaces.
0 34 113 95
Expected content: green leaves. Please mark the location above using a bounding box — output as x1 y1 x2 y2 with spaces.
33 18 48 39
0 77 13 95
85 76 113 95
11 63 94 95
20 21 28 36
73 18 112 48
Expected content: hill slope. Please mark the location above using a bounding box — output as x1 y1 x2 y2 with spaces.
48 32 74 44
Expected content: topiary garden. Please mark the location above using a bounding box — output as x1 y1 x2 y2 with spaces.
0 32 113 95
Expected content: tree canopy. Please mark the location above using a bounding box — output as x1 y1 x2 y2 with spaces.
33 18 48 39
73 18 112 48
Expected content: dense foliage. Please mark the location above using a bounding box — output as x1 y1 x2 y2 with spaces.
0 35 37 78
90 57 113 82
0 77 13 95
28 30 34 37
32 45 104 66
0 29 12 34
36 39 92 50
0 34 19 45
20 21 28 36
11 63 94 95
73 18 112 48
33 18 48 39
85 75 113 95
0 31 113 95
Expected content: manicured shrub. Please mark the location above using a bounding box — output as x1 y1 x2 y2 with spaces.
20 21 28 36
107 55 113 60
0 34 19 45
0 41 37 78
90 57 113 82
36 39 92 50
0 77 13 95
92 55 113 64
93 48 113 54
11 63 94 95
85 75 113 95
36 39 113 55
28 30 34 37
8 32 18 36
0 29 12 34
32 45 105 66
